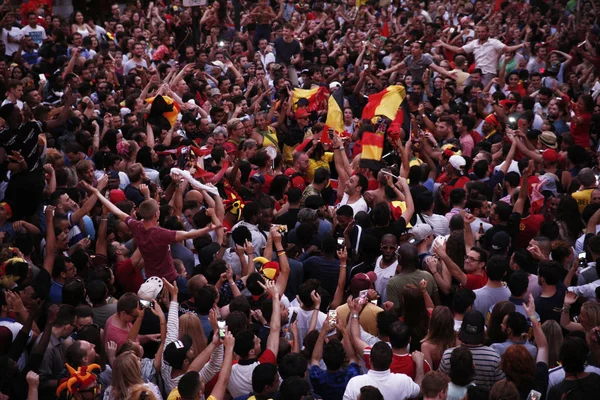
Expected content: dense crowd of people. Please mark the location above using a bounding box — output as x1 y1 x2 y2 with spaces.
2 0 600 399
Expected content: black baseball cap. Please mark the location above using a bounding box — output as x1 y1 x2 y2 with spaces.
163 334 193 369
458 310 485 345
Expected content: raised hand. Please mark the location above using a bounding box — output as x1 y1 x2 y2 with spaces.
563 291 578 306
162 278 178 301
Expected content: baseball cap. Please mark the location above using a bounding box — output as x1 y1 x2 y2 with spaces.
491 231 510 253
163 334 193 369
458 310 485 345
198 242 221 268
138 276 164 301
329 81 341 90
539 131 557 149
108 189 126 204
210 88 221 97
211 60 225 70
222 142 238 154
448 155 466 175
349 272 377 294
249 172 266 184
541 149 558 163
295 109 310 119
408 224 433 244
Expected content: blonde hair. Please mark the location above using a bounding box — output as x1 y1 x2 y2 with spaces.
581 301 600 332
129 384 158 400
46 148 64 168
179 313 207 356
541 320 563 367
109 351 143 399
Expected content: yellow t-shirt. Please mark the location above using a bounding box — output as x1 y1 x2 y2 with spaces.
307 152 334 182
335 302 383 336
168 389 217 400
260 126 278 148
572 188 594 213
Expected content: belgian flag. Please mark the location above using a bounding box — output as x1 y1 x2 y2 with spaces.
292 86 329 113
320 87 345 145
360 86 411 168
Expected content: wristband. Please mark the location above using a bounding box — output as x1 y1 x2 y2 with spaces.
528 315 538 322
561 305 571 313
340 264 347 268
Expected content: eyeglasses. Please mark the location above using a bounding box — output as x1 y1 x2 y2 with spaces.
464 255 480 262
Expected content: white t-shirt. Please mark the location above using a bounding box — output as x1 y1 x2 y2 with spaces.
339 192 368 216
20 25 46 46
343 369 420 400
123 58 149 75
462 38 506 75
2 26 22 56
374 256 398 303
287 306 326 348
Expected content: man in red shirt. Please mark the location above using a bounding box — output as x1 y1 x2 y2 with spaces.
83 182 220 282
433 244 489 291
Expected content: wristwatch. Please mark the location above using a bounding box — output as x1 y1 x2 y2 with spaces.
351 314 360 319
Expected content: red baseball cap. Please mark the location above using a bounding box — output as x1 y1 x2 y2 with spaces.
542 149 558 164
109 189 126 204
222 142 238 154
295 109 310 119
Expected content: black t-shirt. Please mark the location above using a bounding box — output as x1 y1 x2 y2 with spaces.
0 120 45 174
174 24 194 52
276 208 301 232
517 362 549 400
481 212 521 251
535 284 566 323
274 37 300 65
547 372 600 400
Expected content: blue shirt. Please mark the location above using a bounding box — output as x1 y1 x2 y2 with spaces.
50 279 63 304
309 362 361 400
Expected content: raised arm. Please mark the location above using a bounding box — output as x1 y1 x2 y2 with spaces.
523 294 548 364
513 160 534 216
560 291 583 332
311 321 336 366
95 207 109 258
433 241 467 286
174 222 220 242
208 332 234 400
271 228 289 296
331 247 348 309
42 206 57 275
433 40 466 55
347 296 369 358
81 181 129 222
261 280 281 357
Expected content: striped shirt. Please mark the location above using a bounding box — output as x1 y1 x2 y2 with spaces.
438 345 504 391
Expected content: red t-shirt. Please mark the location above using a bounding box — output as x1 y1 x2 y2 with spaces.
115 258 144 294
465 270 488 290
250 171 274 194
516 214 545 249
126 217 178 281
441 176 470 202
571 112 591 149
363 347 431 379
